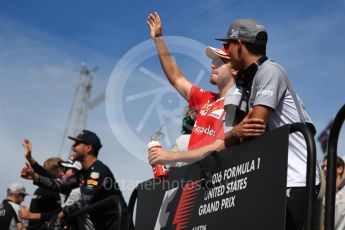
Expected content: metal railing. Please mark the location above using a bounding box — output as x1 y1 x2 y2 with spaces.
66 195 123 230
128 187 138 229
324 104 345 230
289 123 317 230
129 122 319 230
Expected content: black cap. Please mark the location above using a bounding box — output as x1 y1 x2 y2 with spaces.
68 130 102 150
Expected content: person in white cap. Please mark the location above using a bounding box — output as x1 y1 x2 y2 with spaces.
0 182 28 230
146 12 265 165
59 158 95 230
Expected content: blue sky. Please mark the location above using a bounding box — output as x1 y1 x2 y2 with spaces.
0 0 344 203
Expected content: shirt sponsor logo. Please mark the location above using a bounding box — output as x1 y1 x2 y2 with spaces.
193 124 216 136
86 185 94 189
256 89 273 97
192 225 207 230
90 172 100 179
209 109 224 119
87 179 98 186
233 88 242 96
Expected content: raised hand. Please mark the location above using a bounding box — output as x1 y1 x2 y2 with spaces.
23 138 31 158
147 11 162 39
23 138 35 165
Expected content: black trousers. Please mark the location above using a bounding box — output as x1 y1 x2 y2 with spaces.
285 185 320 230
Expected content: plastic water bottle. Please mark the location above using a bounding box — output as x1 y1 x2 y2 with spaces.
148 140 168 178
148 125 168 179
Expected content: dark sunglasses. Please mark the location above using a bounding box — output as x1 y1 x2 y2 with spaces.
223 40 237 50
73 140 87 146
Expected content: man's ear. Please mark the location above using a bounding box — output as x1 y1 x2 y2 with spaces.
231 69 238 76
85 144 93 154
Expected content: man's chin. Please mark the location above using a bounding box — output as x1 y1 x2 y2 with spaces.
73 152 83 160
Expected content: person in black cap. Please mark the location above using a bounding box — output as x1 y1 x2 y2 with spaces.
218 18 321 230
0 182 28 230
21 130 129 230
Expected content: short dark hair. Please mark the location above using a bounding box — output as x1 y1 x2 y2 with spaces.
242 31 267 56
91 146 101 157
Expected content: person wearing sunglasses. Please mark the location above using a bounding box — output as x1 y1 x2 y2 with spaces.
217 18 320 230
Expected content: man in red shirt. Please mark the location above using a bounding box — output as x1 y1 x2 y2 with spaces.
147 12 265 165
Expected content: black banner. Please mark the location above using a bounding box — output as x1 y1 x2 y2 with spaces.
136 125 290 230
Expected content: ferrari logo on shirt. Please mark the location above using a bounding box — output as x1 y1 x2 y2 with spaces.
87 179 98 186
200 102 212 116
90 172 100 179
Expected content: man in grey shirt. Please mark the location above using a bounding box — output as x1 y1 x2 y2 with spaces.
218 18 320 230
